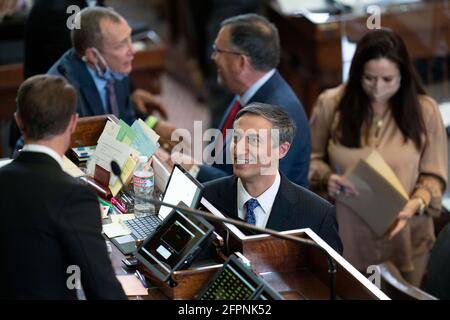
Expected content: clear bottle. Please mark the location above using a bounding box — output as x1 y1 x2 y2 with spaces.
132 156 155 217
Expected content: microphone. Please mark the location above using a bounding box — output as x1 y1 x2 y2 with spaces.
111 160 337 300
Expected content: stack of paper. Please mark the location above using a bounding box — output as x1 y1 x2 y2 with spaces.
87 119 160 196
71 145 96 162
337 150 409 237
62 156 85 177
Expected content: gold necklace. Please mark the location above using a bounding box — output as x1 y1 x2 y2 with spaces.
371 108 389 137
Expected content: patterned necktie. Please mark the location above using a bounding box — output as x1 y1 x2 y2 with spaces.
245 198 259 225
106 80 120 117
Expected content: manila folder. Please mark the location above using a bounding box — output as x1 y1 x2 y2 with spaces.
337 159 408 237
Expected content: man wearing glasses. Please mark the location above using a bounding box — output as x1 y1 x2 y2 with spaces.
191 14 311 188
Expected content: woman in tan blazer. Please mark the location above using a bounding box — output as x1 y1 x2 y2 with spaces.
309 29 448 286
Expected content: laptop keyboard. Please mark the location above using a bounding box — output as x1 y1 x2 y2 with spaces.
124 215 160 240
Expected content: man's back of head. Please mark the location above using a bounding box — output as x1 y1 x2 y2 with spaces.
16 74 77 142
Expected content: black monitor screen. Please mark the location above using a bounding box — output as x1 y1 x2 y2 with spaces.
160 220 195 254
199 255 260 300
136 206 213 282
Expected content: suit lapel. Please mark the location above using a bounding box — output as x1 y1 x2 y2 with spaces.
67 50 105 116
224 176 239 219
79 83 105 116
266 175 299 231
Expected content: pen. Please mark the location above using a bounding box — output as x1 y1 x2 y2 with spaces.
111 197 126 213
335 165 347 194
134 270 148 289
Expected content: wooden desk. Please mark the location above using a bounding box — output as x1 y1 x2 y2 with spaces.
267 1 450 115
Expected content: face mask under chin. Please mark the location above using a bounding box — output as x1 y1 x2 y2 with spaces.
93 62 127 82
89 47 128 82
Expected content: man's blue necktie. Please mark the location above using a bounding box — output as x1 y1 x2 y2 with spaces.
245 198 259 225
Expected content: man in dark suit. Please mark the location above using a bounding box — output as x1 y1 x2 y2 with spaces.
0 75 126 299
11 5 168 154
202 103 342 253
425 223 450 299
165 13 310 187
47 6 137 125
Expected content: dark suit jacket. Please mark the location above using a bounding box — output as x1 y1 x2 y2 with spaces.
197 71 311 188
203 175 343 254
48 48 137 125
0 152 126 299
24 0 89 79
425 223 450 299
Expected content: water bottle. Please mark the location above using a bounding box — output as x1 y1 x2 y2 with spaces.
133 156 155 217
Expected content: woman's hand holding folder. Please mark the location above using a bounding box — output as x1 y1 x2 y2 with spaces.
388 198 422 239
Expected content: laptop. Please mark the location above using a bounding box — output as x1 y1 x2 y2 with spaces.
109 163 204 255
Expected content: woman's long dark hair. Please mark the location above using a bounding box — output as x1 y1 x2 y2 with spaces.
336 28 426 150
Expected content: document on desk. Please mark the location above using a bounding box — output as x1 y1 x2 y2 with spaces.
62 156 85 177
116 120 137 146
109 156 138 196
131 119 160 157
90 134 139 185
103 222 131 238
103 119 121 138
116 274 148 296
336 150 409 237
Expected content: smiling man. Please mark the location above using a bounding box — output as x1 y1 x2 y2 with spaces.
202 103 343 253
46 6 166 126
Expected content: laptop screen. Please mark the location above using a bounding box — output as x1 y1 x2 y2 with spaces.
158 164 203 220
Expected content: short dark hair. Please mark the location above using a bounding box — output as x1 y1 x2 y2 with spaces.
221 13 280 71
16 75 77 140
71 7 122 56
235 102 296 145
337 28 426 149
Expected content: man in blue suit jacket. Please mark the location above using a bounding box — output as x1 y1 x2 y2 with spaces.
202 103 342 253
194 14 311 187
47 6 137 125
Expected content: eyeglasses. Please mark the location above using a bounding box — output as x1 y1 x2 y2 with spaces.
212 44 247 56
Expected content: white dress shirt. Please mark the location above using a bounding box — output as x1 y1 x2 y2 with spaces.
237 171 281 228
22 144 64 169
239 69 276 106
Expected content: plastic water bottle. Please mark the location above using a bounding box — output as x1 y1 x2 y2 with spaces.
133 156 155 217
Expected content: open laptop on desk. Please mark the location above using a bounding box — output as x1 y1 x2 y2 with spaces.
109 163 204 255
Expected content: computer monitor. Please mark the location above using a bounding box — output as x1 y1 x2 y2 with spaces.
197 254 283 300
158 164 203 220
136 204 214 283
